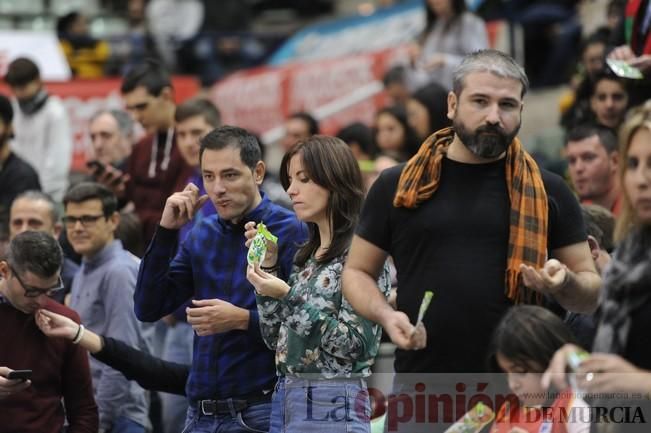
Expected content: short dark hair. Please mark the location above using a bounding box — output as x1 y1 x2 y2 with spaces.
336 122 378 159
590 70 626 97
5 58 40 87
121 59 172 96
280 135 364 266
580 31 608 57
6 231 62 279
199 126 261 170
63 182 118 216
288 112 319 135
115 211 144 258
13 190 60 223
175 98 221 127
383 65 407 87
565 123 618 153
56 11 80 35
582 204 615 252
488 305 577 373
0 93 13 125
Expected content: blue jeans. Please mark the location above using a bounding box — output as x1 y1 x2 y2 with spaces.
269 376 371 433
109 417 146 433
182 401 271 433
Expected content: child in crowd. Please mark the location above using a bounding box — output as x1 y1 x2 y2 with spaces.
489 305 590 433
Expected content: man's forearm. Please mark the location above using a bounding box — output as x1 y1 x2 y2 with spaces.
554 269 601 314
342 268 394 326
134 227 190 321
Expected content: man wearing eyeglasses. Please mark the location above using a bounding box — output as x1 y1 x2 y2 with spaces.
0 230 98 433
64 182 152 433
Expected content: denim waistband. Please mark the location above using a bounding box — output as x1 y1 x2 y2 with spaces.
280 375 367 388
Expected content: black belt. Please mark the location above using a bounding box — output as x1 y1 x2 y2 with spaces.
198 392 272 416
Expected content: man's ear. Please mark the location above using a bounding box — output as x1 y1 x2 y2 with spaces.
447 91 457 121
53 222 62 238
159 86 174 103
109 211 121 233
254 161 266 186
587 235 600 261
609 150 619 169
0 261 9 279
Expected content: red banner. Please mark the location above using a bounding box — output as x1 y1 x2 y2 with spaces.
208 46 410 141
0 76 200 172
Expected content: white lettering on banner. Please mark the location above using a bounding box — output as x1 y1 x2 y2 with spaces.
292 9 424 62
211 71 284 133
289 56 376 112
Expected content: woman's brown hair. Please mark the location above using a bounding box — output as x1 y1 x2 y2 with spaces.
279 135 364 266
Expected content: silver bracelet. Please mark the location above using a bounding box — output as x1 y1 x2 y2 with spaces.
72 324 85 344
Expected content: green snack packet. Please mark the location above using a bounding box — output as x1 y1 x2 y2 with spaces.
247 223 278 266
567 349 591 392
416 291 434 324
567 349 589 371
444 402 495 433
606 58 644 79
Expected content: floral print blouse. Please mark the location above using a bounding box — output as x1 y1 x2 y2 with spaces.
256 253 391 378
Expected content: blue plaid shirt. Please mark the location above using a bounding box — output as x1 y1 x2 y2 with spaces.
134 195 306 402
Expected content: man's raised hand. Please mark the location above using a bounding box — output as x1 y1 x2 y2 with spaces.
160 183 209 230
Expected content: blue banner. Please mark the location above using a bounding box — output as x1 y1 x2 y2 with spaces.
268 0 425 66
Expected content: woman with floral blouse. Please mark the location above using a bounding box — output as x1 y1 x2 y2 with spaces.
245 135 391 433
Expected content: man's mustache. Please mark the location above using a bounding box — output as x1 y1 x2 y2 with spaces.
476 124 507 135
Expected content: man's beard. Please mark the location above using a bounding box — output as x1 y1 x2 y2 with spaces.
454 119 520 159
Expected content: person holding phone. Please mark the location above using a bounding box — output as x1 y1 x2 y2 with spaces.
0 367 31 396
0 231 97 433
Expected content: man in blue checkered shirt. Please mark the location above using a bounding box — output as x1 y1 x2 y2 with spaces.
134 126 307 433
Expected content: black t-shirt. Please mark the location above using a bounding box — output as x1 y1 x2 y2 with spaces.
357 157 586 373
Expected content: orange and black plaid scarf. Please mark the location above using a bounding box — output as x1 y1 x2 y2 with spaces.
393 127 548 304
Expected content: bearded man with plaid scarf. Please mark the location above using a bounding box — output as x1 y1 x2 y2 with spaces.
343 49 601 371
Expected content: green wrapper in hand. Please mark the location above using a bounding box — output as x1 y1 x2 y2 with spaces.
567 349 589 371
416 291 434 324
606 58 644 79
444 402 495 433
247 222 278 266
567 349 591 393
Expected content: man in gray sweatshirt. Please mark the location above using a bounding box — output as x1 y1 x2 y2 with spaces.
65 182 151 433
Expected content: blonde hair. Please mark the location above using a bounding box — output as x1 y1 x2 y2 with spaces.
614 102 651 242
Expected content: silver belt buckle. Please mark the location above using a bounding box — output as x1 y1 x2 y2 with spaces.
200 400 215 416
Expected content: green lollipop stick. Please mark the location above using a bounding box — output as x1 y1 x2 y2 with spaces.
416 290 434 324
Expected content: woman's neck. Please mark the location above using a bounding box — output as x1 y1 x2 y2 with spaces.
315 219 332 258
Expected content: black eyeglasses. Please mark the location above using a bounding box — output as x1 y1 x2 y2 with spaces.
62 214 106 228
8 265 64 298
